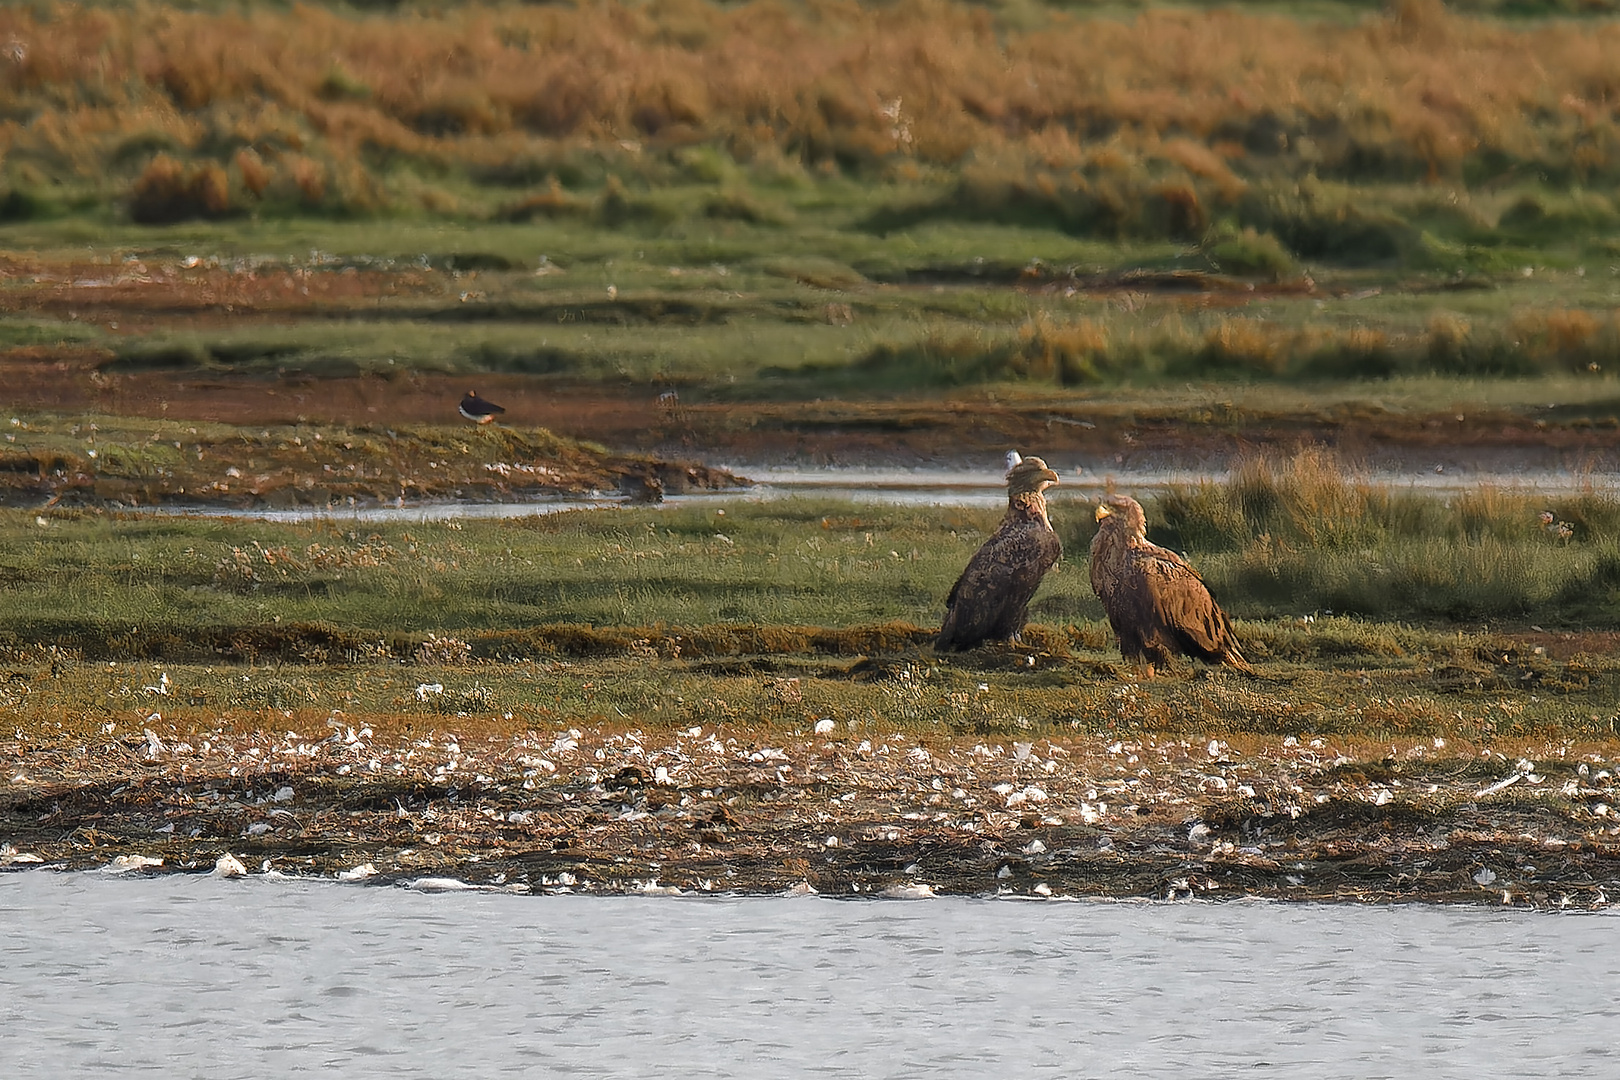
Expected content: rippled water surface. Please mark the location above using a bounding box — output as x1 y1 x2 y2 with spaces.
2 873 1614 1078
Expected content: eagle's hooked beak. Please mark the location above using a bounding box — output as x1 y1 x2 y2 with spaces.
1094 503 1114 522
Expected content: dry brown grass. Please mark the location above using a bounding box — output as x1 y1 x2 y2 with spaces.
4 0 1620 214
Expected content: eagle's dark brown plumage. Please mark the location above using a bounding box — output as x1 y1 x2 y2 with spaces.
1088 494 1251 676
937 455 1062 650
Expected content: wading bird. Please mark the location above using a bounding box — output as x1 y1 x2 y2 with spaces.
936 452 1062 650
1089 493 1252 677
459 390 505 424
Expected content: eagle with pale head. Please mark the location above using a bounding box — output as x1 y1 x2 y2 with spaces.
936 452 1062 650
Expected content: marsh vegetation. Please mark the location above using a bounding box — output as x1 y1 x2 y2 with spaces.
0 451 1611 648
2 0 1620 411
4 0 1620 899
4 469 1619 901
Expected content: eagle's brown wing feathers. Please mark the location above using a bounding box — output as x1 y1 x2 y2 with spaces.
1088 495 1251 673
938 519 1061 649
1139 548 1248 668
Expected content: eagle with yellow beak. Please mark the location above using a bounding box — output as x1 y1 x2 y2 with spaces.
1089 493 1252 677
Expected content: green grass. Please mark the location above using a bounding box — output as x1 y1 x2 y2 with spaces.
0 471 1612 745
0 462 1614 667
4 638 1616 746
7 193 1620 401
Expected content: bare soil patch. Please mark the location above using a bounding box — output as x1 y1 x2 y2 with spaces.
2 349 1618 478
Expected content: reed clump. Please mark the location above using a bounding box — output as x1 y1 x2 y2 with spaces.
4 0 1620 260
843 311 1620 388
129 155 233 224
1119 450 1620 621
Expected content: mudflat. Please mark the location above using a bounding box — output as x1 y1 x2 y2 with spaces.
6 708 1617 906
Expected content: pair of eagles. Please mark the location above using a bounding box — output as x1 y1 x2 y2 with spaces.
936 453 1251 676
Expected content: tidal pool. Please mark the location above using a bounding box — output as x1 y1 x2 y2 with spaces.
2 871 1614 1078
157 463 1620 523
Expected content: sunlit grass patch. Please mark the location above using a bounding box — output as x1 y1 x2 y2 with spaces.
7 0 1620 276
4 625 1616 749
0 474 1613 677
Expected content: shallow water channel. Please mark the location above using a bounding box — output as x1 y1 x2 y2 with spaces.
2 872 1614 1078
169 463 1620 523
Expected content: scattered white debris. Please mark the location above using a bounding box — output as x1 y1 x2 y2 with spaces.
212 854 248 878
403 877 492 893
1005 785 1047 807
0 843 43 865
878 882 937 900
414 683 445 701
336 863 378 882
105 854 163 874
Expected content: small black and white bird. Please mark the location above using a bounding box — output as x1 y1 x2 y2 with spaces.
459 390 505 424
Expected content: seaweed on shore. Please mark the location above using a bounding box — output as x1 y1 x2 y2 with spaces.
5 716 1618 906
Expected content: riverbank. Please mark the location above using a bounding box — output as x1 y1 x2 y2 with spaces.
0 409 746 510
0 377 1617 512
5 711 1617 907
